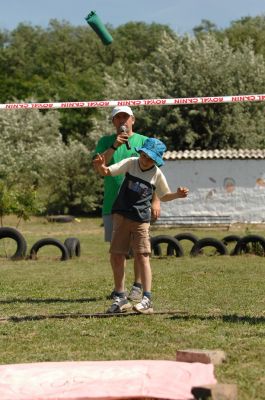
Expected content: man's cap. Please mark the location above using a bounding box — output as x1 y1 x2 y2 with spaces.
111 106 134 119
136 138 167 167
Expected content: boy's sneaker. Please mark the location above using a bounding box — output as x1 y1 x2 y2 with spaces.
133 296 154 314
108 289 128 300
106 296 132 314
128 285 142 302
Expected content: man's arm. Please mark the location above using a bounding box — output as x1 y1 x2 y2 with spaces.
93 132 132 170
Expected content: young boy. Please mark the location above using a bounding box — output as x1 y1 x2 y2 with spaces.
94 138 189 314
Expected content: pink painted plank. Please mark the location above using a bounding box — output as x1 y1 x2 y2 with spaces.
0 360 217 400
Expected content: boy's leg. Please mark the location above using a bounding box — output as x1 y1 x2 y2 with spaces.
107 214 132 313
130 221 152 293
107 253 132 313
133 253 152 293
127 259 143 302
110 253 126 293
104 214 142 299
130 221 153 314
133 253 153 314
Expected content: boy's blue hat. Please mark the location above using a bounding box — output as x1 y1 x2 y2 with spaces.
136 138 166 167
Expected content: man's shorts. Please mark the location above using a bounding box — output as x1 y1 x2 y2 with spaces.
103 214 113 242
110 213 151 255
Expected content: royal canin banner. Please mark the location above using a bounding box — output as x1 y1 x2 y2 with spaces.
1 94 265 110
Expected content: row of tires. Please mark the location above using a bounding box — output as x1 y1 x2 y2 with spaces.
151 233 265 257
2 226 265 260
0 227 80 261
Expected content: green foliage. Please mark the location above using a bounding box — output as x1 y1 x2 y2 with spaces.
0 107 101 215
12 186 43 223
0 182 42 226
109 33 265 150
0 182 16 220
39 140 102 214
112 22 175 72
218 15 265 58
193 19 219 35
0 106 62 186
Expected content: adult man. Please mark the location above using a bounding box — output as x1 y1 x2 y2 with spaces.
93 106 160 301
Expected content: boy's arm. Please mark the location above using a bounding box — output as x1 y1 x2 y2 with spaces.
93 137 115 171
98 147 116 166
94 156 132 177
151 192 161 220
160 187 189 202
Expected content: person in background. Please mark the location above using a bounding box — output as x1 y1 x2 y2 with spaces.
94 137 189 314
93 106 160 302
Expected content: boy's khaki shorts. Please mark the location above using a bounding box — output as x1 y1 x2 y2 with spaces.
110 213 151 255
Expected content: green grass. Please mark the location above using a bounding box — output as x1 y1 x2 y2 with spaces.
0 216 264 399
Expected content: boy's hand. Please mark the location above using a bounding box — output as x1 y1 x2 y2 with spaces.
93 154 109 176
151 195 161 220
93 153 105 167
177 187 189 198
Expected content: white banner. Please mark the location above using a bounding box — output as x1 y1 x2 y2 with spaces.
1 94 265 110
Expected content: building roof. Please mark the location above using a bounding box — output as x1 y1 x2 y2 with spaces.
164 149 265 160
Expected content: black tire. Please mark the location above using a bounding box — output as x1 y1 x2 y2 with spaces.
64 237 81 258
47 215 75 223
150 237 162 256
151 235 184 257
222 235 241 245
167 232 199 256
233 234 265 256
0 227 27 260
222 234 241 255
190 237 228 256
30 238 69 261
174 232 199 243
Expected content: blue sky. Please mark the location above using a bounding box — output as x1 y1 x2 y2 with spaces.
1 0 265 34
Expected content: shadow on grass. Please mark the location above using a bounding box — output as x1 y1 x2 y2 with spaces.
0 297 99 304
3 312 140 323
169 313 265 325
1 310 264 324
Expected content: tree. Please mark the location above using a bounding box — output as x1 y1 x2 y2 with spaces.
103 32 265 150
0 106 101 214
193 19 218 35
39 140 102 215
218 15 265 58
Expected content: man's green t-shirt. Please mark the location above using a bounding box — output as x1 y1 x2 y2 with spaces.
94 132 147 215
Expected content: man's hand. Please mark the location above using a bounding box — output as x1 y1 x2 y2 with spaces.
114 132 130 148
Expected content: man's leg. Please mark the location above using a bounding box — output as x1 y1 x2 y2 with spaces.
103 214 113 242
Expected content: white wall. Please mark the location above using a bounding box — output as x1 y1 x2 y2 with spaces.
160 159 265 223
